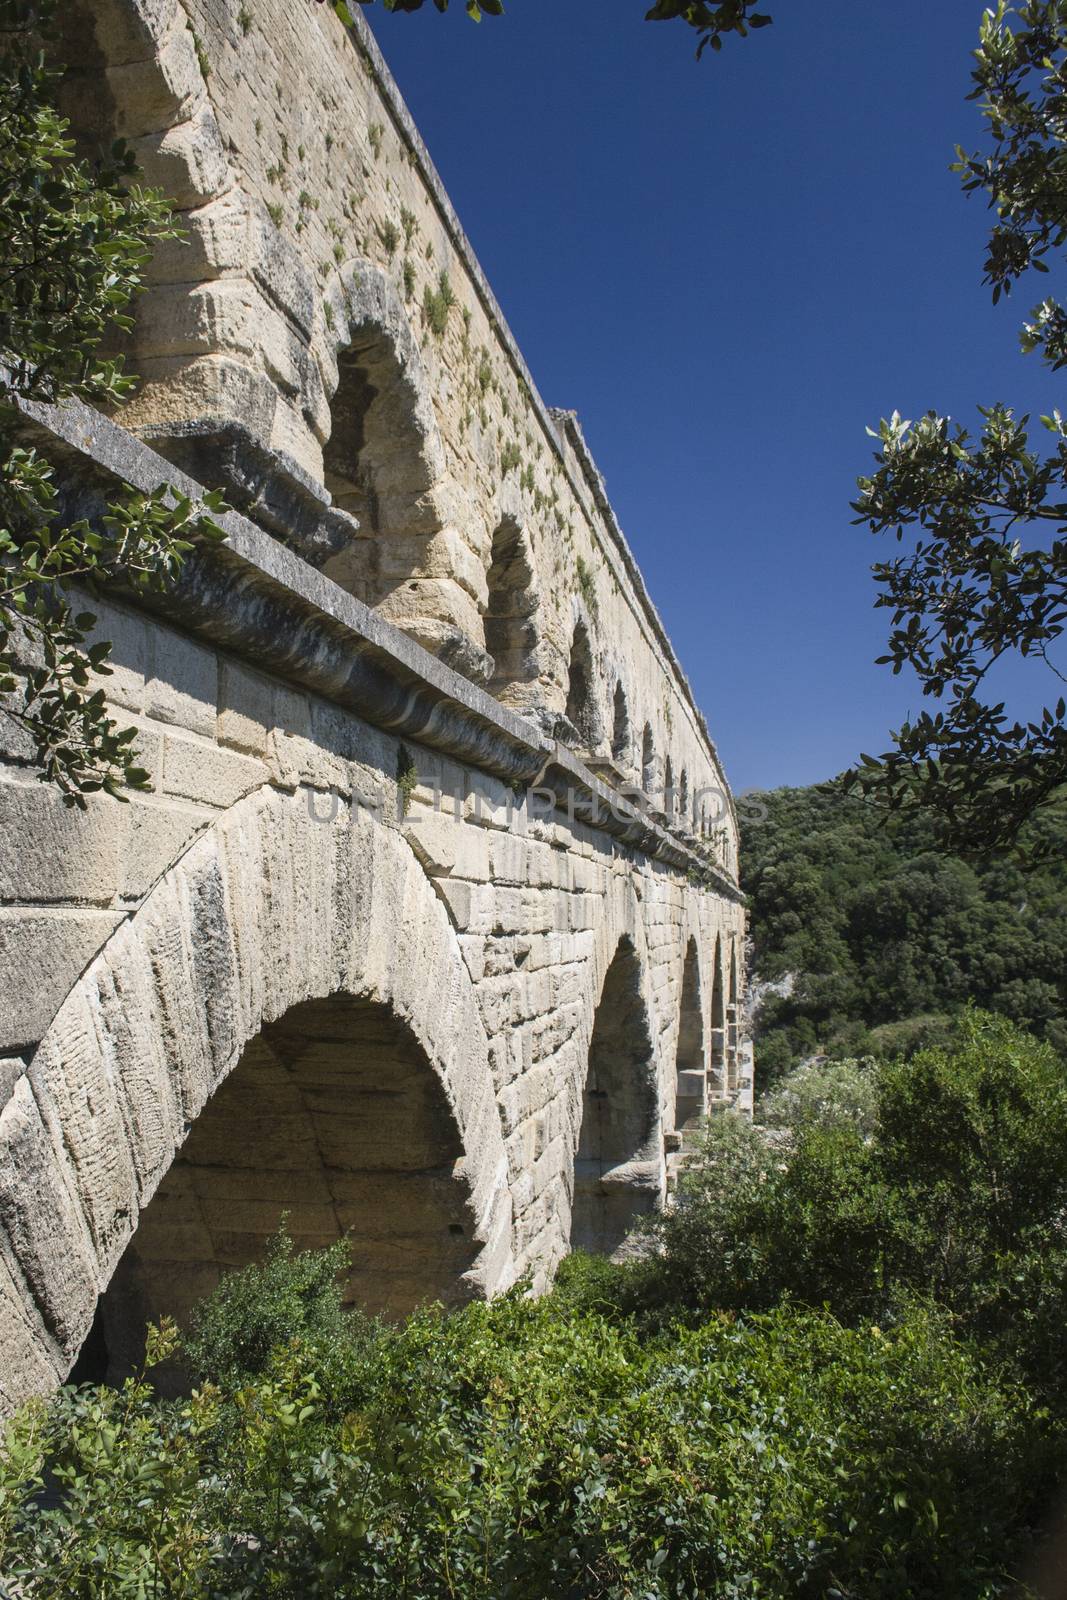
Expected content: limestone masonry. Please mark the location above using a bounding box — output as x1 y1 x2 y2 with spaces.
0 0 749 1412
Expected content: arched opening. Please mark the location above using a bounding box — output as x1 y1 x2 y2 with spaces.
484 518 539 705
564 618 600 750
570 937 659 1256
709 941 727 1098
674 938 706 1131
727 946 741 1096
611 681 631 764
679 769 690 824
641 724 655 793
322 323 441 606
664 755 675 817
75 993 480 1384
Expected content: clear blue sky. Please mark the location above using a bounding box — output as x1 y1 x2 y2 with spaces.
364 0 1063 794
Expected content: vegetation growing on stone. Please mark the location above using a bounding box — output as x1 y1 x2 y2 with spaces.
423 269 456 337
0 0 225 804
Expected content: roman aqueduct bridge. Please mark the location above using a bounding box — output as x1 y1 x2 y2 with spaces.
0 0 749 1411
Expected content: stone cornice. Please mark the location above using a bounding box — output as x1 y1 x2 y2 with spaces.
18 396 744 904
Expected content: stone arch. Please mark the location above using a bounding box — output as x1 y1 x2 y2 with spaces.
709 936 727 1098
727 942 742 1096
321 262 445 583
76 990 483 1384
664 754 675 817
0 786 512 1409
563 616 601 751
483 517 541 709
316 262 490 682
570 935 660 1256
679 768 690 824
673 938 706 1132
611 680 631 765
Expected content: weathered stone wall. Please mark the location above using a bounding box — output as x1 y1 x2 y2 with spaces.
56 0 736 864
0 0 750 1414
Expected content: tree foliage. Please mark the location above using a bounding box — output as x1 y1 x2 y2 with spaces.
0 0 223 804
624 1014 1067 1429
327 0 773 55
849 1 1067 851
740 780 1067 1079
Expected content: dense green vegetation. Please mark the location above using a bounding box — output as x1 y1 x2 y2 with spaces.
740 781 1067 1081
3 1014 1066 1597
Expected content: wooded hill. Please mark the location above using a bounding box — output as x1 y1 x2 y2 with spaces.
740 784 1067 1082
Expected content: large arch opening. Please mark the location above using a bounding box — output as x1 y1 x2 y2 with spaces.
727 945 742 1097
673 938 706 1132
570 937 659 1256
564 618 600 750
322 324 442 606
484 518 539 706
74 992 480 1385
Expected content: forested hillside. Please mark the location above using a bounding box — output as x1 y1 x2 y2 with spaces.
740 784 1067 1082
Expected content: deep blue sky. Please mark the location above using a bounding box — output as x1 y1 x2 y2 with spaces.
365 0 1063 793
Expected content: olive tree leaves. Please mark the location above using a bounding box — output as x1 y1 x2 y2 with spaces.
848 2 1067 856
0 1 226 805
643 1 772 58
326 0 772 53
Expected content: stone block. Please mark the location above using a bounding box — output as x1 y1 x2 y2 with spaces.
403 813 456 877
105 22 204 137
0 773 122 906
118 794 209 902
162 733 269 808
217 658 274 756
0 1249 62 1414
451 826 491 884
0 1076 98 1362
136 104 232 210
147 190 251 285
0 909 124 1054
79 594 147 716
132 279 278 365
145 628 218 737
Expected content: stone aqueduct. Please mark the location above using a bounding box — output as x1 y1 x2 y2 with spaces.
0 0 750 1411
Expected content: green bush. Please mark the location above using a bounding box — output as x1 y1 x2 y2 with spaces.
0 1284 1046 1598
185 1224 352 1382
629 1013 1067 1410
5 1015 1066 1596
757 1054 879 1136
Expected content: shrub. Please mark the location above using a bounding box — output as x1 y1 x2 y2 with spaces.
635 1012 1067 1414
0 1288 1046 1599
185 1224 351 1381
757 1054 879 1136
